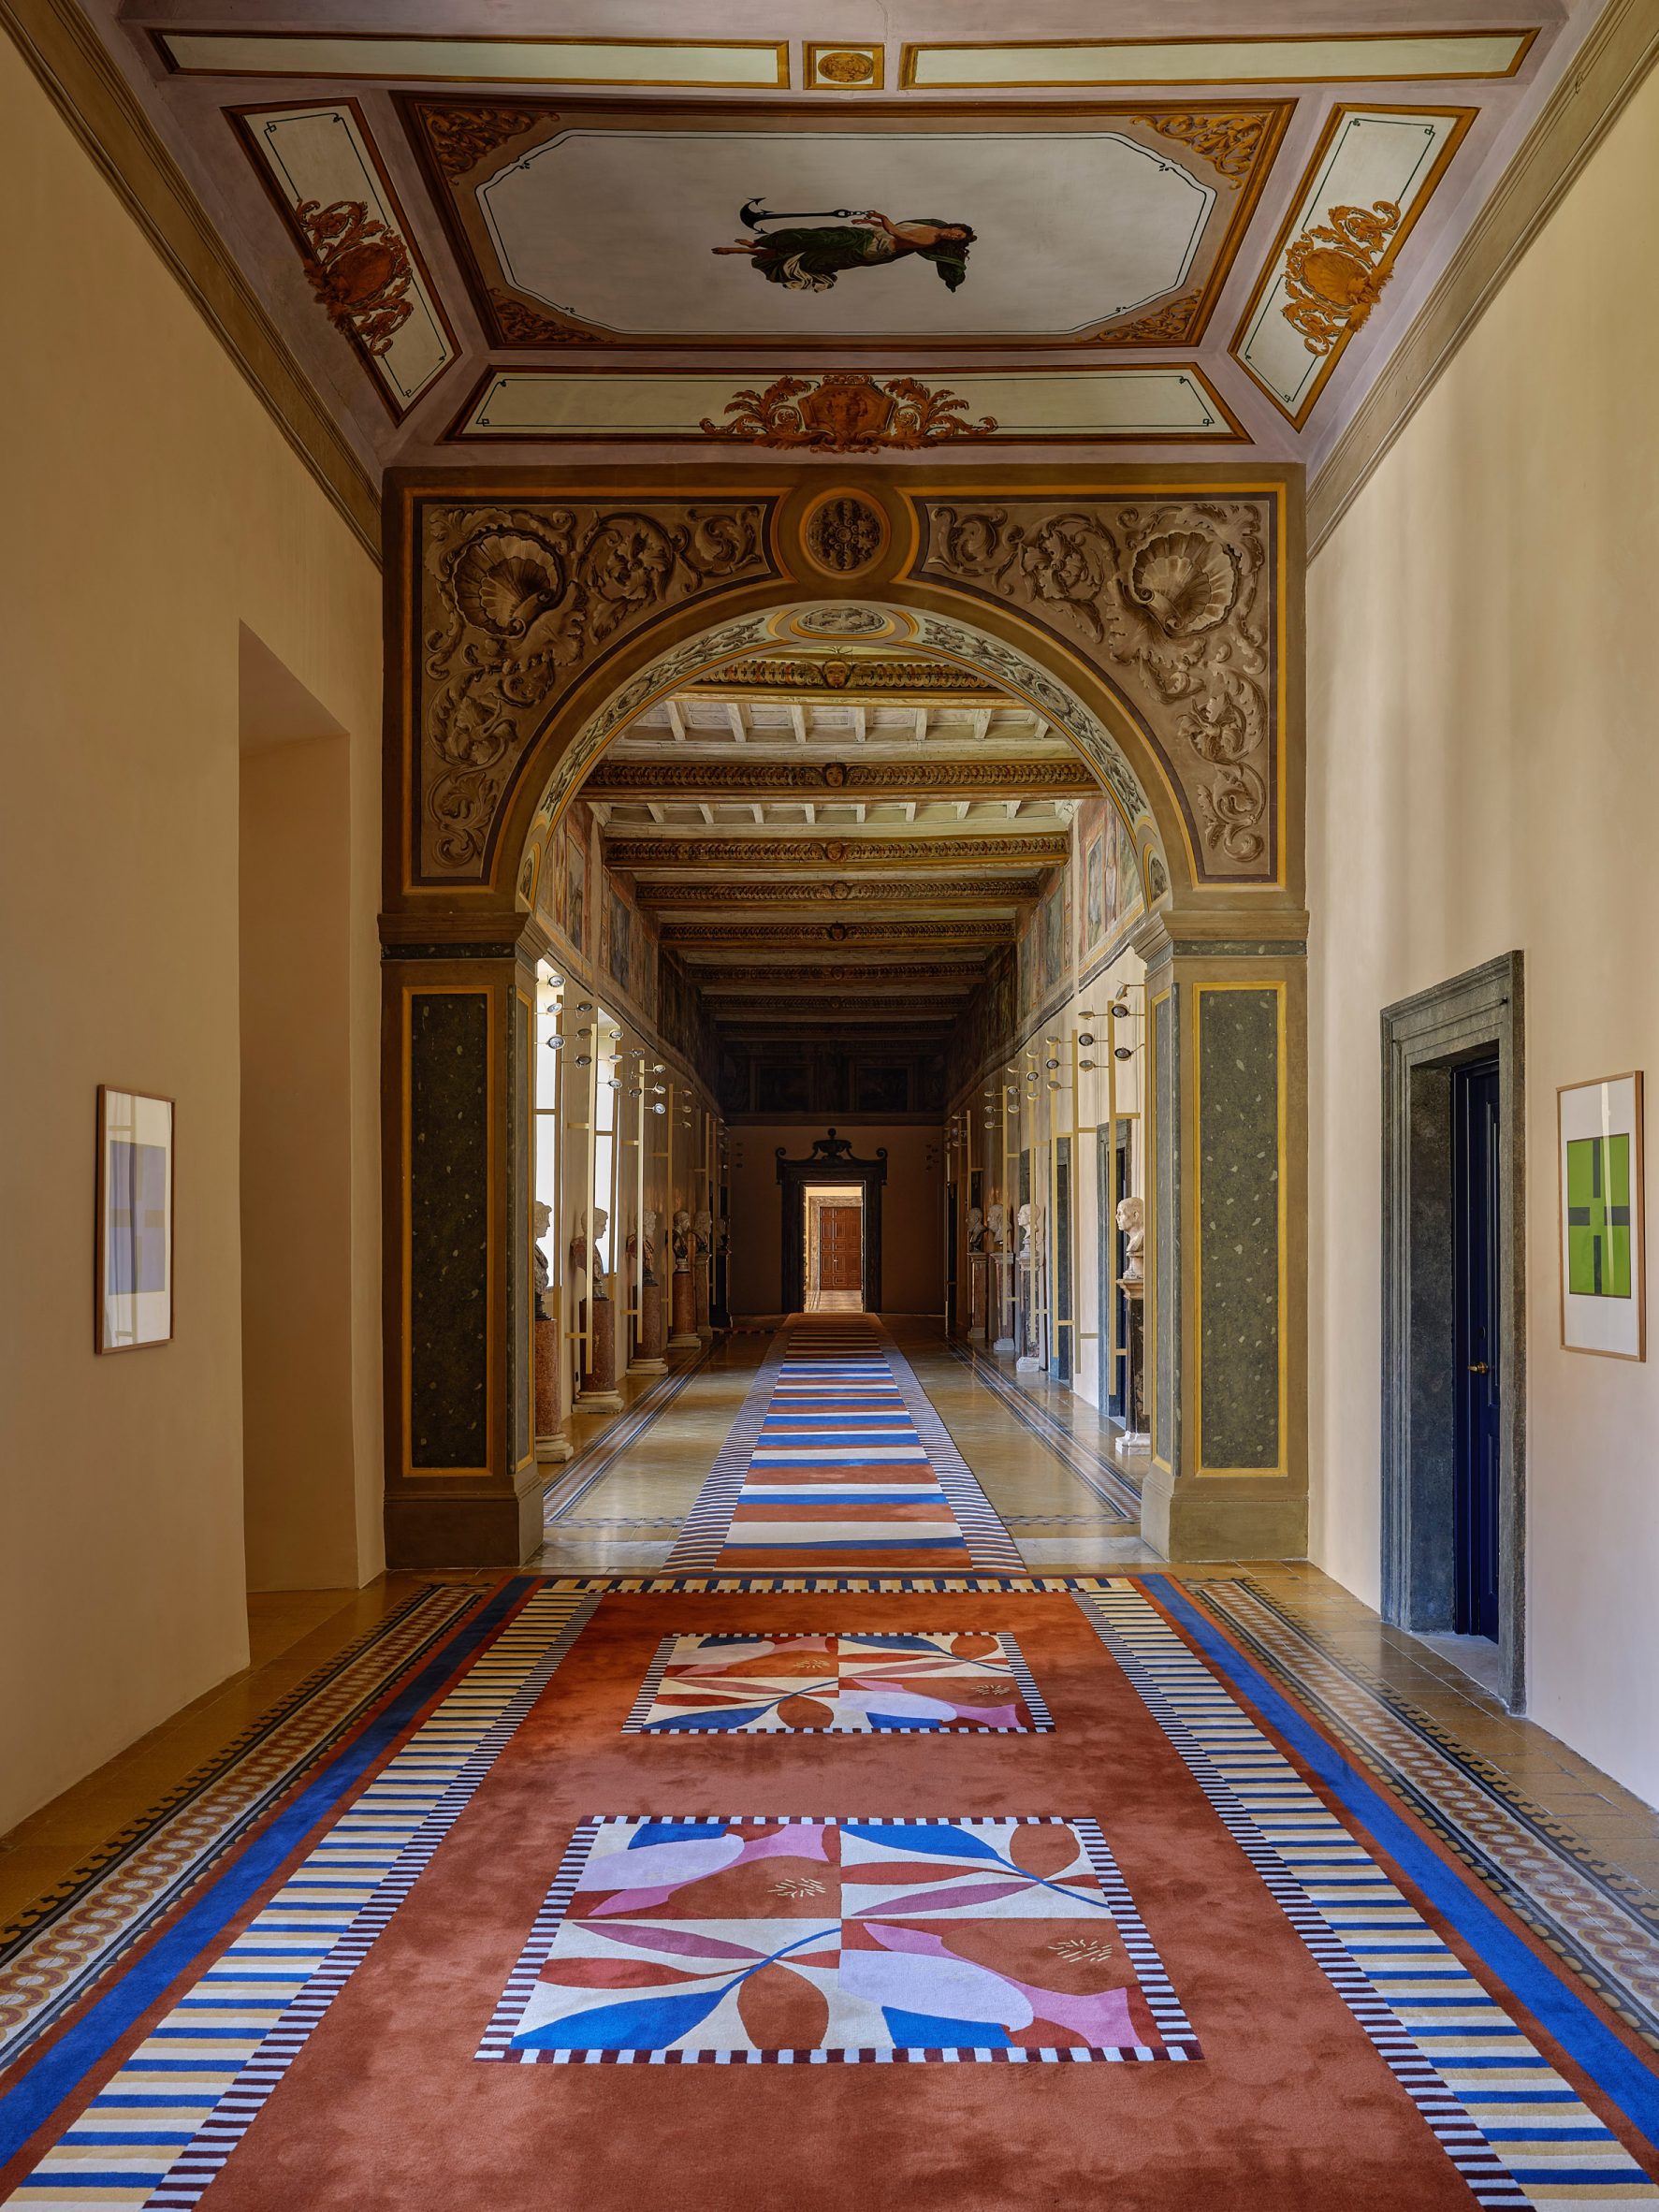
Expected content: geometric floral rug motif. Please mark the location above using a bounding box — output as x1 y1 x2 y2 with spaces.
622 1633 1054 1734
477 1815 1197 2063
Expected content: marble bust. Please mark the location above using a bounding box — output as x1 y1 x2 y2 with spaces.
1116 1194 1146 1284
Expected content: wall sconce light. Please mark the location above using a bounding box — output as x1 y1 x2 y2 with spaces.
1114 1045 1133 1062
1077 1033 1095 1047
576 1000 594 1012
651 1102 667 1116
575 1054 591 1066
545 1035 564 1051
1079 1059 1097 1071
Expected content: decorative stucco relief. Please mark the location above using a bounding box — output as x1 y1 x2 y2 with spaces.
417 504 774 876
914 500 1278 881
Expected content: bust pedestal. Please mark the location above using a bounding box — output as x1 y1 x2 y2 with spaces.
668 1268 699 1348
1118 1278 1148 1450
577 1290 624 1411
628 1280 668 1375
533 1314 572 1461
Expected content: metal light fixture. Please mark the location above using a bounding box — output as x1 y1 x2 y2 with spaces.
1114 1045 1133 1061
575 1054 591 1066
1077 1033 1095 1047
544 1034 564 1051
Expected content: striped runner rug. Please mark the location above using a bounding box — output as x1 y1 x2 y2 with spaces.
663 1317 1025 1575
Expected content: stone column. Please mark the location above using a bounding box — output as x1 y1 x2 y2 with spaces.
1132 912 1308 1561
380 913 547 1569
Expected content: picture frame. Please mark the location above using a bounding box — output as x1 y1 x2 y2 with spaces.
1558 1070 1644 1361
95 1086 175 1354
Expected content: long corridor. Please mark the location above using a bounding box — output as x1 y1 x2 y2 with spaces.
5 1321 1659 2208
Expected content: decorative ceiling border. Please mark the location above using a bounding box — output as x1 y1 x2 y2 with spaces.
229 99 458 423
897 30 1539 92
1 0 379 557
153 31 791 91
1308 0 1659 553
1230 104 1477 429
399 95 1291 357
443 364 1249 447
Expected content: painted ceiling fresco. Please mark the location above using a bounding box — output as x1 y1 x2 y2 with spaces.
84 0 1606 471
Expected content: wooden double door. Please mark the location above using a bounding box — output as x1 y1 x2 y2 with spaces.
817 1204 863 1292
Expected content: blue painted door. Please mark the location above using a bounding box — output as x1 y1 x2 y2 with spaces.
1452 1060 1502 1641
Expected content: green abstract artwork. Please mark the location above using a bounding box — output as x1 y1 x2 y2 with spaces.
1567 1134 1632 1298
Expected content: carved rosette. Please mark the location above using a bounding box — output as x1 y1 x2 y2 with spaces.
916 499 1276 880
417 506 773 877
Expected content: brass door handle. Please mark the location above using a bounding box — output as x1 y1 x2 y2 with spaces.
1468 1361 1490 1375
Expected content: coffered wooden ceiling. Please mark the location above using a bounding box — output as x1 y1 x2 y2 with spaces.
80 0 1611 475
597 656 1075 1037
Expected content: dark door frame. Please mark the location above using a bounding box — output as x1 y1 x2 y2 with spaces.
1380 953 1525 1708
778 1130 887 1313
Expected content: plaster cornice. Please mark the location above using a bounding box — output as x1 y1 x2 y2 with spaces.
1307 0 1659 556
2 0 381 560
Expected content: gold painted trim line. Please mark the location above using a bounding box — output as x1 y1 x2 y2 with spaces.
1191 980 1290 1478
1 0 379 559
899 29 1537 92
1230 105 1477 429
1308 0 1659 553
155 31 791 90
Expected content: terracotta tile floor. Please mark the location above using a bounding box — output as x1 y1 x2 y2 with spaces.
6 1319 1658 2040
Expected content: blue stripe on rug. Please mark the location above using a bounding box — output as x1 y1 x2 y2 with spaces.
0 1579 532 2163
1143 1574 1659 2148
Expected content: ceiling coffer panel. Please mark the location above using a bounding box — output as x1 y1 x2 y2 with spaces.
400 96 1292 355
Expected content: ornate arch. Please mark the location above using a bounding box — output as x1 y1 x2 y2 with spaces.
386 466 1300 924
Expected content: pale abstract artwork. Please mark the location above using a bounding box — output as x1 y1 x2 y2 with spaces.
96 1088 173 1352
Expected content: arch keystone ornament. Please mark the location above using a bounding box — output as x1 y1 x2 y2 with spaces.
382 462 1305 1566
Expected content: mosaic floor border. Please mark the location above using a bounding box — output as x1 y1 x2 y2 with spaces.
1190 1575 1659 2057
0 1581 479 2074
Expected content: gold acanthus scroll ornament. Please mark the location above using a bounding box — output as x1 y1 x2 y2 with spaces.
1281 200 1402 355
701 372 997 452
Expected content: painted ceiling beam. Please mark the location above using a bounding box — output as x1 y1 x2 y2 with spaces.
579 759 1095 800
604 833 1070 869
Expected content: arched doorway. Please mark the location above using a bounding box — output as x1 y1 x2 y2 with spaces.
379 464 1306 1568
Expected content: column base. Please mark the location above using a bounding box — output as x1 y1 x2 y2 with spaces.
576 1389 625 1411
535 1433 573 1463
627 1358 669 1376
667 1333 701 1349
1139 1464 1308 1562
992 1336 1016 1353
1014 1354 1043 1373
385 1473 543 1569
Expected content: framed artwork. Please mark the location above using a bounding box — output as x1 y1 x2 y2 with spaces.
95 1086 174 1353
1558 1071 1644 1361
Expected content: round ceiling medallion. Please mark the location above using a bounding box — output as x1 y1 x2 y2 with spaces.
817 49 876 83
802 490 888 576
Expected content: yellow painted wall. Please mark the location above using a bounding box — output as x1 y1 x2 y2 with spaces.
0 42 385 1830
1307 65 1659 1805
726 1124 944 1314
